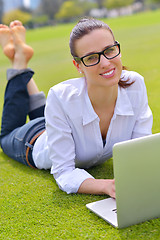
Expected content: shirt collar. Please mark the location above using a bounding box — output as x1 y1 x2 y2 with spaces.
114 85 134 117
83 86 99 126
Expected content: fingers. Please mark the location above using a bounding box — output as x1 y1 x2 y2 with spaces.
109 179 116 199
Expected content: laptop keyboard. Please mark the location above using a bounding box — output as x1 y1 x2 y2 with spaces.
112 208 117 214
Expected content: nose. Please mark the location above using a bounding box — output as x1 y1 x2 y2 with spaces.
99 54 111 67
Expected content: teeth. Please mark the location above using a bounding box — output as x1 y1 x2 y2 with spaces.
103 70 114 76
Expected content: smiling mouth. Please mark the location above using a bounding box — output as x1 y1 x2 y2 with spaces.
100 68 115 78
103 69 114 76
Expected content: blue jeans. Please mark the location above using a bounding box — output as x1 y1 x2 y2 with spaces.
0 70 45 168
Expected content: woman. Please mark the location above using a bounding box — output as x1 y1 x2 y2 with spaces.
0 18 153 198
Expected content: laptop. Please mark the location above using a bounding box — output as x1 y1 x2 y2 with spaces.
86 133 160 228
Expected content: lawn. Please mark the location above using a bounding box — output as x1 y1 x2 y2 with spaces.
0 10 160 240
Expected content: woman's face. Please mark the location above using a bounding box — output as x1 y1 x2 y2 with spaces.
73 28 122 89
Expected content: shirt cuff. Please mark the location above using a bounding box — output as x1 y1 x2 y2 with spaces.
52 168 94 194
7 68 34 81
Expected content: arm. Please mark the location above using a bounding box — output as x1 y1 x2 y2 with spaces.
45 88 94 194
78 178 115 198
45 87 115 197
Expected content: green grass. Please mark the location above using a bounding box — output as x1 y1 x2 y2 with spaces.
1 9 160 239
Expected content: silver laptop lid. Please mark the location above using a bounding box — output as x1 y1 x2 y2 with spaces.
113 133 160 228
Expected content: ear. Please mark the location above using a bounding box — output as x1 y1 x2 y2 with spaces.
73 59 83 74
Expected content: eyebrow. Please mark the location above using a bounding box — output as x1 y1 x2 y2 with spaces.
82 43 115 57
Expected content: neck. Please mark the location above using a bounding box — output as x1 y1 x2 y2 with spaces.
88 84 118 110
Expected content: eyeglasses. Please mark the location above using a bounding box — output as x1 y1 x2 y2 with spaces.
74 41 120 67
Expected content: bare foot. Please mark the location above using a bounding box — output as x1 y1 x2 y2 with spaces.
10 20 34 69
0 24 15 61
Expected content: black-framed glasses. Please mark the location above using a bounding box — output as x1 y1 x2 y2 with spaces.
74 41 120 67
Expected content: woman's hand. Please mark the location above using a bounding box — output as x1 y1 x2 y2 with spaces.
78 178 116 198
104 179 115 198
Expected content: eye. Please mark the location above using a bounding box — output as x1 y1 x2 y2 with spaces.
87 54 98 60
84 54 99 63
104 46 116 55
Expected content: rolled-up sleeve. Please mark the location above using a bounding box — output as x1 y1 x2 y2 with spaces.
45 88 94 194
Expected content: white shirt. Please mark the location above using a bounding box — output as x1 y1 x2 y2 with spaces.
33 70 153 194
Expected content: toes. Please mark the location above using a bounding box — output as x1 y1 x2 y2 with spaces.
9 20 23 28
0 24 9 29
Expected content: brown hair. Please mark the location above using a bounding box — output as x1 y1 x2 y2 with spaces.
69 17 134 88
